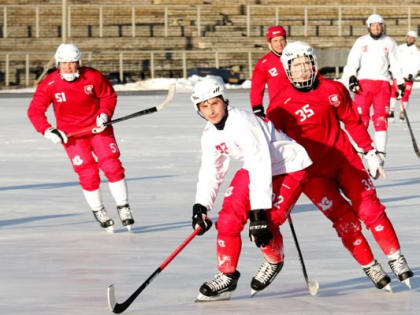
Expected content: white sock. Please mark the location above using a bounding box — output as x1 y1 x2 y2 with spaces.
82 188 104 211
374 130 387 153
389 97 396 111
108 179 129 207
387 250 401 261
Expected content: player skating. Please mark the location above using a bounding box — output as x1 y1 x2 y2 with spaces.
249 25 289 118
267 41 413 291
342 14 404 164
190 77 312 301
389 31 420 122
27 43 134 232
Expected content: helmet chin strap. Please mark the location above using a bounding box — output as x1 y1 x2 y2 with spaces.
60 71 80 82
269 44 282 57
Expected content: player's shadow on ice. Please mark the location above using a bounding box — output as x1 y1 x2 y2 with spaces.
0 175 176 192
0 213 80 227
233 267 420 300
119 220 193 234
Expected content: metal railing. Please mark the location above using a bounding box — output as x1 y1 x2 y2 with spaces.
2 4 420 40
0 49 268 87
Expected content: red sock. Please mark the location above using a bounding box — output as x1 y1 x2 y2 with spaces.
216 235 242 274
260 230 284 264
369 213 400 255
341 232 375 266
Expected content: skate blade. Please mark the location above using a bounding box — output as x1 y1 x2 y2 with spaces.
250 289 259 297
195 291 233 302
383 283 393 293
125 224 133 232
402 279 412 289
104 226 115 233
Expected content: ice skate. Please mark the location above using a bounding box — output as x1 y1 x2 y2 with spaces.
117 204 135 231
195 270 240 302
363 260 392 292
388 110 395 122
93 208 114 233
251 260 283 296
388 254 413 289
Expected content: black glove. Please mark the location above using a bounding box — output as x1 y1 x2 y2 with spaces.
348 75 360 93
397 83 405 100
192 203 212 235
407 74 414 82
249 209 272 248
252 105 266 118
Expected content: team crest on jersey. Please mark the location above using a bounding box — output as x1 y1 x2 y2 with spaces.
362 45 368 52
268 67 278 77
328 94 340 107
84 85 94 95
317 196 333 211
72 155 83 166
225 186 234 197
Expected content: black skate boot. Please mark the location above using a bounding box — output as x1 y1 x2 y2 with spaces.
388 254 413 288
93 208 114 233
195 270 240 302
117 204 135 231
363 260 392 292
250 260 283 296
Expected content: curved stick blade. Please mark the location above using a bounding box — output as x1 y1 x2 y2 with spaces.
156 83 176 111
307 280 320 296
107 284 117 312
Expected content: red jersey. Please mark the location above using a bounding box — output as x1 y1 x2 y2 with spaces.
27 67 116 134
250 51 289 110
267 76 374 174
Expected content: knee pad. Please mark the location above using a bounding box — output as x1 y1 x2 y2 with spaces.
76 163 100 191
373 116 387 131
333 211 362 239
99 156 125 182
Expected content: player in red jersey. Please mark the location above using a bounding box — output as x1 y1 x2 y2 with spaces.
249 25 289 118
267 41 413 291
27 43 134 232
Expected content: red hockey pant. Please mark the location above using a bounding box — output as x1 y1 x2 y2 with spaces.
215 168 307 273
353 79 391 131
303 157 400 265
63 127 125 191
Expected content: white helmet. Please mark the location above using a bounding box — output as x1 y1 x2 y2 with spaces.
366 14 384 26
191 77 227 107
55 43 81 66
281 41 318 89
407 30 418 38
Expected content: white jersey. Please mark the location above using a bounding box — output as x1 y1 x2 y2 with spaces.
397 43 420 79
195 107 312 211
343 34 404 85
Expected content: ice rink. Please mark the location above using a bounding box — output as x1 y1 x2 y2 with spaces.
1 87 419 314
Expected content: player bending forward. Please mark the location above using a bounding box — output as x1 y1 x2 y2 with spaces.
190 77 312 302
27 43 134 232
267 41 413 291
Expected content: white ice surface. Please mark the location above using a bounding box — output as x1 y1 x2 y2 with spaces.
0 88 419 315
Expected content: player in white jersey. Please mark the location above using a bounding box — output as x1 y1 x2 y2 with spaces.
342 14 404 164
389 31 420 121
190 77 312 301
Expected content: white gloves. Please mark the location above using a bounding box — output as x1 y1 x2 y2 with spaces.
95 113 109 133
364 149 385 179
44 127 68 144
